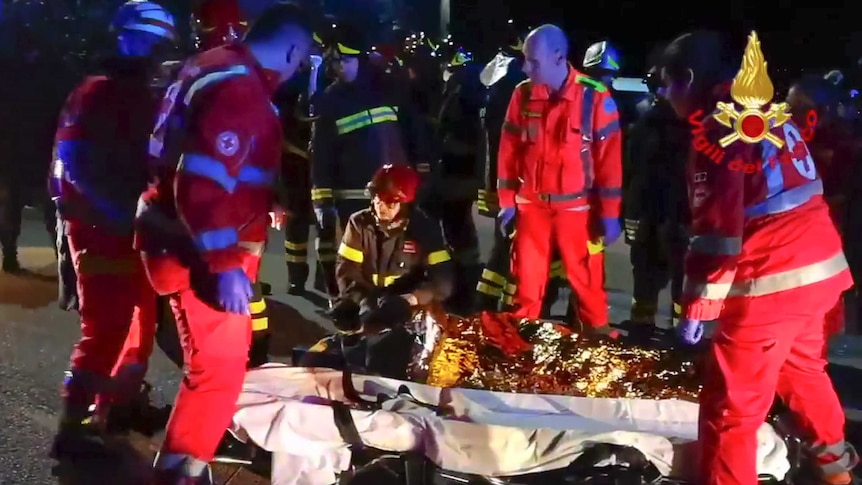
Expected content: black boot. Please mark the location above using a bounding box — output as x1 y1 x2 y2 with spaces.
50 414 106 460
103 382 171 437
286 262 309 295
248 331 271 368
2 250 20 273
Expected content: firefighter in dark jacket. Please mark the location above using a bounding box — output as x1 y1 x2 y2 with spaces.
474 32 526 311
622 64 690 341
429 46 483 312
311 24 419 302
278 31 329 295
328 164 453 332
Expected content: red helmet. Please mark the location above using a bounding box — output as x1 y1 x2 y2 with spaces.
192 0 247 51
367 164 421 204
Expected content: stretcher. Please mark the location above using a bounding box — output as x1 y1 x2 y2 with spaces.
231 364 803 485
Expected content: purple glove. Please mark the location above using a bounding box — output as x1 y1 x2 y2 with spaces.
602 217 622 244
498 208 516 237
676 318 704 345
216 268 253 315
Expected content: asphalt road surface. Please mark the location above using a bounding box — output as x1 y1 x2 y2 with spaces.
2 207 862 485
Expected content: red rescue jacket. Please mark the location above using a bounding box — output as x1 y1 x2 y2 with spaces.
50 59 157 232
136 44 281 275
683 105 852 321
496 65 623 219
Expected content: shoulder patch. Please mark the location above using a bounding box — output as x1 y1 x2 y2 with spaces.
216 131 240 156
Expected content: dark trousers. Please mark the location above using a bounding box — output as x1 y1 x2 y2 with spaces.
315 199 369 297
0 178 22 260
284 213 311 289
435 199 480 313
630 225 686 325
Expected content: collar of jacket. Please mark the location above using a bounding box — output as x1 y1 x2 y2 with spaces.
529 64 584 102
224 43 281 95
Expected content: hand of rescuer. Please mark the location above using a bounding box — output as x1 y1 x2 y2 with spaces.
360 294 413 333
314 204 337 230
216 268 254 315
601 217 622 245
498 207 516 238
676 318 705 345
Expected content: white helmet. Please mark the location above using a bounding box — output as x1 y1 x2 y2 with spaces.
112 0 177 43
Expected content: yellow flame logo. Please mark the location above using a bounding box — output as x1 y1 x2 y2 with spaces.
731 32 774 109
714 31 791 148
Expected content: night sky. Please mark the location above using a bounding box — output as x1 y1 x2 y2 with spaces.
453 0 860 76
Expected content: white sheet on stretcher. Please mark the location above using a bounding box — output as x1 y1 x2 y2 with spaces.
232 365 790 485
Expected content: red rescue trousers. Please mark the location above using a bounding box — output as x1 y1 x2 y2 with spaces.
511 202 607 327
698 278 855 485
64 222 156 416
144 253 256 464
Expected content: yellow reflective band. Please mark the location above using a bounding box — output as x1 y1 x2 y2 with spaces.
318 254 336 262
504 283 517 295
372 274 399 287
673 302 682 314
480 268 506 286
337 243 364 263
337 43 361 55
550 260 562 269
587 240 605 254
252 317 269 331
311 188 333 201
476 281 503 297
313 32 323 45
502 295 513 305
283 140 308 158
285 254 306 263
477 200 488 211
308 338 329 352
249 299 267 314
333 189 370 200
427 249 451 265
335 107 398 135
284 240 308 251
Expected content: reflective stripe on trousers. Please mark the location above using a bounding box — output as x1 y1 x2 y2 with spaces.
683 251 848 300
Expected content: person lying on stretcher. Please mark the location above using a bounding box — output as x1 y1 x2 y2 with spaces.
327 164 455 333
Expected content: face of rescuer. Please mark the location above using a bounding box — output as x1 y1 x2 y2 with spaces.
522 33 565 87
373 195 401 222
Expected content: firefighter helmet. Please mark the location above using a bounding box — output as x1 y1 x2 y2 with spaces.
191 0 247 51
367 164 421 204
583 40 621 73
331 22 369 57
446 47 473 70
112 1 177 43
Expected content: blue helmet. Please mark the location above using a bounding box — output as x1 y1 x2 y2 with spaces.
583 41 620 73
111 1 177 57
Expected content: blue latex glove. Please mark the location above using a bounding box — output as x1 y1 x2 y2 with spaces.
314 205 337 230
676 318 704 345
602 217 622 245
498 208 516 238
216 268 253 315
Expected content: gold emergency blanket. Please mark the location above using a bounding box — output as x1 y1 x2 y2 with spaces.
408 310 701 401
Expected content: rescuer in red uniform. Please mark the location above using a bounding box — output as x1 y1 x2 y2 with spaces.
136 5 312 482
48 0 177 458
497 25 622 335
663 31 857 485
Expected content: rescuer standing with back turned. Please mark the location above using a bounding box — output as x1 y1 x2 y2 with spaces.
664 31 856 485
498 25 622 336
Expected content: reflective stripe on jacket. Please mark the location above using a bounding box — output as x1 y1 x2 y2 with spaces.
496 65 623 218
682 109 851 320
